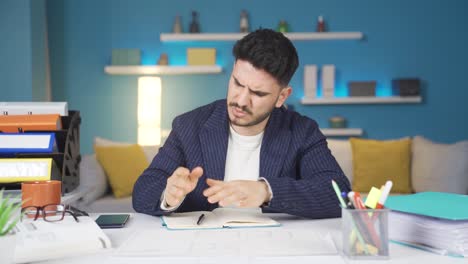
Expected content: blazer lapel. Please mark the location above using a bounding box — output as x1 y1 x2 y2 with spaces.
260 108 291 181
199 102 229 181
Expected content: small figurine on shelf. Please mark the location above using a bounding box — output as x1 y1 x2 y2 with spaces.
157 53 169 65
316 15 326 32
277 20 289 33
240 10 249 33
172 15 182 33
189 11 200 33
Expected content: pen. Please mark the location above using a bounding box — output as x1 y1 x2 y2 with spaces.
341 191 350 205
331 180 347 208
196 214 205 225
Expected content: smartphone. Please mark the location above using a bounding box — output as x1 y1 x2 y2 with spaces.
95 214 130 229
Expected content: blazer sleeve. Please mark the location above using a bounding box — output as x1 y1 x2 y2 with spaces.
262 127 351 219
132 118 186 216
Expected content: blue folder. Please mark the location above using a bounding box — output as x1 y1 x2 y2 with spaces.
385 192 468 220
0 133 55 154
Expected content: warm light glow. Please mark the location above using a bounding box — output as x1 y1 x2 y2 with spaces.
138 77 161 146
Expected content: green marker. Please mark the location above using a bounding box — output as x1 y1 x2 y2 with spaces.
332 180 347 208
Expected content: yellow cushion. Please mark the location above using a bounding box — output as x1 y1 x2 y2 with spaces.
350 138 412 193
95 144 149 198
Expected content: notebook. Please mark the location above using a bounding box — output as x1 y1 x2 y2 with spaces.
385 192 468 220
161 208 281 230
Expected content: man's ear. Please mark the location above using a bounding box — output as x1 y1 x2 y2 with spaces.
275 86 292 108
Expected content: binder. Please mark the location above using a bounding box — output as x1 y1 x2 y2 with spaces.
0 111 81 193
0 114 62 133
0 158 61 183
0 133 55 154
0 102 68 116
385 192 468 220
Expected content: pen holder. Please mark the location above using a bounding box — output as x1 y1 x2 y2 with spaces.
342 208 389 260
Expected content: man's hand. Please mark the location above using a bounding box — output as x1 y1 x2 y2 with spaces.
203 179 271 208
164 166 204 207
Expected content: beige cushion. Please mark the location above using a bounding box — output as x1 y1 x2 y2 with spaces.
412 136 468 194
79 154 108 204
327 139 353 183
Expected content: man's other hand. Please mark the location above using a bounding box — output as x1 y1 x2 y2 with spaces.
164 166 203 207
203 179 271 208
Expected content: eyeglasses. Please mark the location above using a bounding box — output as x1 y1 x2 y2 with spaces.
21 204 87 222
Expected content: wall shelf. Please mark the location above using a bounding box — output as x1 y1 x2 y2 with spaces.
321 128 363 137
104 65 222 75
301 96 422 105
160 32 364 42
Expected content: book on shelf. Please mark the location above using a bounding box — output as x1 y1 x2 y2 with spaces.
0 114 62 133
162 208 280 230
386 192 468 257
14 216 112 263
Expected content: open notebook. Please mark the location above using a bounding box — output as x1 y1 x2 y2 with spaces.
162 208 281 230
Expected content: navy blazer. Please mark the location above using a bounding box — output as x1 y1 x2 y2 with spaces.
132 99 350 218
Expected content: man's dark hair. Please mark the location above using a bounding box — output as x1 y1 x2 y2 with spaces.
233 28 299 87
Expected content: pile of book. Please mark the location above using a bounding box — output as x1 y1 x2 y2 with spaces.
386 192 468 257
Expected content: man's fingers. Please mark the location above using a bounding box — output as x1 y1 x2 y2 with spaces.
206 178 223 187
203 180 224 197
188 166 204 183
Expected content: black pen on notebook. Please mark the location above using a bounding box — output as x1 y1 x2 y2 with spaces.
196 214 205 225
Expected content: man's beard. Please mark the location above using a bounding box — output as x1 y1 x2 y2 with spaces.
228 102 273 127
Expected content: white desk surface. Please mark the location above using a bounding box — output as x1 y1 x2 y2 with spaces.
41 213 467 264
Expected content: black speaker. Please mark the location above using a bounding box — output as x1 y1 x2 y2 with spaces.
392 78 420 96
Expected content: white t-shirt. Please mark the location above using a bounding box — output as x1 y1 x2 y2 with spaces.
224 125 263 182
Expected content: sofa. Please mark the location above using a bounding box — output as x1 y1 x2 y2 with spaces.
74 136 468 213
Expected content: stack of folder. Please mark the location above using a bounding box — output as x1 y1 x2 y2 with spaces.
385 192 468 257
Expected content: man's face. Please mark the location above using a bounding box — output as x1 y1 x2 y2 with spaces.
226 60 291 135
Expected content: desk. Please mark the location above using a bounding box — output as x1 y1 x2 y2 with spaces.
41 213 467 264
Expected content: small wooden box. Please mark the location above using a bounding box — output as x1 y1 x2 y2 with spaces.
187 48 216 65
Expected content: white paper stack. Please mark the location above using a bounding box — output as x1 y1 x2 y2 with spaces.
389 211 468 257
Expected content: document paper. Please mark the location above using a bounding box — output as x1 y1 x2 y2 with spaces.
117 229 338 257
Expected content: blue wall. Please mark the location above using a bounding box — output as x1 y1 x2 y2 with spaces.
30 0 48 101
0 0 47 101
44 0 468 154
0 0 33 100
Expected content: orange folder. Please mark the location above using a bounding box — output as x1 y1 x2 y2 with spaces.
0 114 62 132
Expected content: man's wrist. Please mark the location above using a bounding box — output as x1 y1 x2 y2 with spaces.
160 189 184 211
258 178 273 205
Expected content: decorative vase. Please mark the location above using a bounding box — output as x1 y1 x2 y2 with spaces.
277 20 289 33
0 233 17 264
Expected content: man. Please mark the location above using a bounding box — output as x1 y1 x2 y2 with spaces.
133 28 350 219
